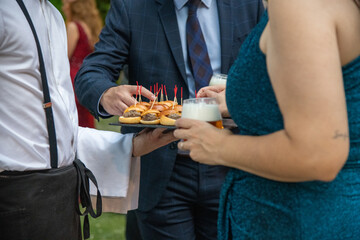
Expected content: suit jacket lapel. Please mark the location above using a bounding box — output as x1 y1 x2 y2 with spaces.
217 0 232 73
156 0 187 82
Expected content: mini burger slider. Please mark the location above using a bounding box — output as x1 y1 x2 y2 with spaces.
158 101 175 108
159 108 181 126
119 106 144 124
138 101 151 108
173 104 182 113
149 103 168 112
140 109 161 125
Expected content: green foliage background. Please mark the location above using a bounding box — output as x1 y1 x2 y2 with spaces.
49 0 111 21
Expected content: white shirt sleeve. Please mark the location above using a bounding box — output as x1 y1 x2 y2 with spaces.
76 127 139 200
0 9 4 44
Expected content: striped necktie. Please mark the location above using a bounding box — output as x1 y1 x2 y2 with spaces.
186 0 213 91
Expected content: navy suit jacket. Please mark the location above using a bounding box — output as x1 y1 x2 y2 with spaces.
75 0 264 211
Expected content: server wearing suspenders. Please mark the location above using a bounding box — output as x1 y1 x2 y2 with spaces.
0 1 175 239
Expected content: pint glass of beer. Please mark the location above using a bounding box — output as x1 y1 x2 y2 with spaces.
182 98 223 129
209 73 227 86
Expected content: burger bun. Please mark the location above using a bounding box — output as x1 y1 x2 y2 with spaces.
119 116 141 124
140 119 160 125
124 106 145 113
141 109 160 116
160 115 176 126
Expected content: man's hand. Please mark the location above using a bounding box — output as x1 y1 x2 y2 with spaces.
197 85 230 118
100 85 155 116
132 128 177 157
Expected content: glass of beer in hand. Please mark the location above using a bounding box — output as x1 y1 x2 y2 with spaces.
181 98 223 129
209 73 227 86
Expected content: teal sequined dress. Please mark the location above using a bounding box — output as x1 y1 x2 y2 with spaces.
219 12 360 240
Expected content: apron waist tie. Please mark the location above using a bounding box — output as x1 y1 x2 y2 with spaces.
73 159 102 239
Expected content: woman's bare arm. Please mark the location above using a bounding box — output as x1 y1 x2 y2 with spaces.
66 22 79 58
175 0 350 182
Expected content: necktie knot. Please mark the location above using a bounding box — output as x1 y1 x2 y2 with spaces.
188 0 201 15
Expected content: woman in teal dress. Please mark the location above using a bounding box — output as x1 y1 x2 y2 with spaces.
174 0 360 239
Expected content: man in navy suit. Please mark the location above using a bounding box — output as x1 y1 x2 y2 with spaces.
75 0 264 239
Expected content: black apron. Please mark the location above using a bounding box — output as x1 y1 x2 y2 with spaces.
0 1 101 239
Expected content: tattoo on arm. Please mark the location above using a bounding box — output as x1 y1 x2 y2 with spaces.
333 130 349 140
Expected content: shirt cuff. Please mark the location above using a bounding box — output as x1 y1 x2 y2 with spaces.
97 91 112 117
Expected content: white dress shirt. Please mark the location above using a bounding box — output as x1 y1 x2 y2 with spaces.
174 0 221 98
0 0 139 210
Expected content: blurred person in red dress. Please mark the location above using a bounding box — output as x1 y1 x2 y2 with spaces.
62 0 102 128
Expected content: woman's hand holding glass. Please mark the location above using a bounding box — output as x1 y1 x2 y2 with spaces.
197 85 230 118
174 118 231 165
174 97 231 164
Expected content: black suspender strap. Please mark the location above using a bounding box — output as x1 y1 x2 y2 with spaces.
16 0 58 168
15 4 103 238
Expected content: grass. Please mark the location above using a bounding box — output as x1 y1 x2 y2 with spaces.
84 116 126 240
85 212 126 240
95 116 122 132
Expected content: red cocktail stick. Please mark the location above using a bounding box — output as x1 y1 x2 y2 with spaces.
164 85 168 101
135 82 139 105
156 83 159 102
150 88 162 110
160 84 164 102
174 85 178 105
181 87 183 105
139 85 142 102
153 84 156 99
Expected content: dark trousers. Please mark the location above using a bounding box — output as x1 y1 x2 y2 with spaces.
136 155 228 240
0 165 81 240
126 210 143 240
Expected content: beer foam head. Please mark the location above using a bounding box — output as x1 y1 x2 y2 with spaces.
182 102 221 121
209 74 227 86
